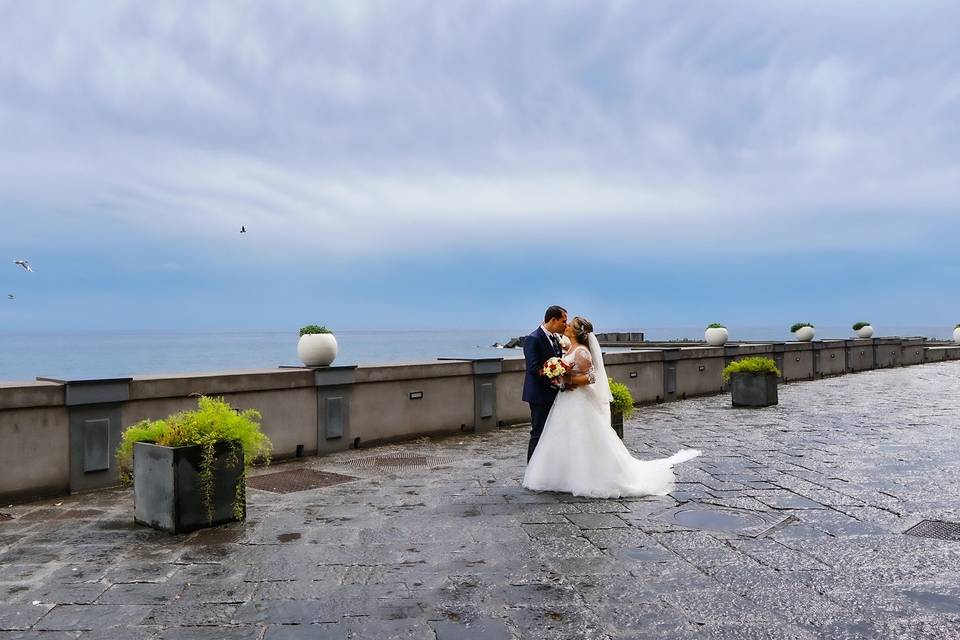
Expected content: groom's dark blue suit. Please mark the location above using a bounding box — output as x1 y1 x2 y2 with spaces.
523 326 562 462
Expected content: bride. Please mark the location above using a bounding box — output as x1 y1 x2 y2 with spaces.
523 316 701 498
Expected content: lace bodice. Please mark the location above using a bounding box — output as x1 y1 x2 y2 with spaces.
563 345 596 383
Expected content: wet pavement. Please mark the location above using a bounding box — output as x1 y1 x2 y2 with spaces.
2 362 960 639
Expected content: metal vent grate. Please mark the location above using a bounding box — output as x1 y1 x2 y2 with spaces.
247 468 358 494
346 452 453 470
904 520 960 542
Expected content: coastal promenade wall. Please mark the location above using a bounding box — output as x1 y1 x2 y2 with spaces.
2 338 959 503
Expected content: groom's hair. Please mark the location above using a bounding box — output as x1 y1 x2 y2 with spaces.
544 305 567 322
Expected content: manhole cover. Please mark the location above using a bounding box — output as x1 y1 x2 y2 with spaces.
247 469 357 494
346 452 453 470
0 512 12 522
658 504 775 535
904 520 960 542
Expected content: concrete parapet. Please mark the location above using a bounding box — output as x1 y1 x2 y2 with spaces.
606 350 664 404
0 380 64 410
0 336 950 503
814 341 847 377
901 338 926 366
845 339 875 372
873 337 902 369
669 347 726 400
774 342 815 382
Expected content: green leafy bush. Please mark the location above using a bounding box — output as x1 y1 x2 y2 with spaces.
706 323 726 329
609 379 634 418
722 357 781 382
117 396 273 521
790 322 814 332
852 322 871 330
299 325 332 336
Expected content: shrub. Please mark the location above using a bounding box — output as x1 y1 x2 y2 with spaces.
117 396 273 521
706 323 726 329
300 325 332 336
790 322 814 333
722 357 781 382
609 379 634 418
852 322 871 330
955 323 960 329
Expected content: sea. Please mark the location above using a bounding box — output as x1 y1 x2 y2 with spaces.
0 326 953 383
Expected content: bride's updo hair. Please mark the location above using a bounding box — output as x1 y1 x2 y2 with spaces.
572 316 594 344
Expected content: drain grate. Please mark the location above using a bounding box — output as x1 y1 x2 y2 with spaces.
0 512 12 522
247 468 358 494
904 520 960 542
346 452 453 470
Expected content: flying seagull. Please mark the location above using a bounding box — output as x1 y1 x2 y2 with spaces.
14 260 32 272
240 226 246 233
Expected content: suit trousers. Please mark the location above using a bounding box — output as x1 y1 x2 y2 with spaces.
527 401 553 462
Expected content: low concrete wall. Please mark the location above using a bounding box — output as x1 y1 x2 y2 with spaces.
815 341 847 377
604 351 664 404
2 337 958 503
901 339 926 366
846 339 875 372
673 347 725 399
873 338 902 369
776 343 815 382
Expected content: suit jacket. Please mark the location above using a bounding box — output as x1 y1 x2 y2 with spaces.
522 327 562 405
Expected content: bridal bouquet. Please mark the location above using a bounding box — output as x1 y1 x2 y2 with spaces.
541 357 571 388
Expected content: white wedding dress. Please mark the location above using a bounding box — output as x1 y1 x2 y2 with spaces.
523 335 701 498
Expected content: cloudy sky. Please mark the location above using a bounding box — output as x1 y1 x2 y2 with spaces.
1 1 958 331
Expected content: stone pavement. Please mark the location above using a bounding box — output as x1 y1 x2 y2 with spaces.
3 362 960 639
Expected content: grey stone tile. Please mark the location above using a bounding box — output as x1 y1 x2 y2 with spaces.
232 599 341 625
263 623 347 639
155 628 258 640
34 605 152 631
430 619 513 640
0 604 54 630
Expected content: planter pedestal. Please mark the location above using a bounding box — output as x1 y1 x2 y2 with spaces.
730 372 778 407
611 410 624 439
134 441 245 534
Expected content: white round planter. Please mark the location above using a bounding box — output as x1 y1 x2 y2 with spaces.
297 333 338 367
794 326 815 342
855 325 874 339
953 327 960 344
704 327 729 346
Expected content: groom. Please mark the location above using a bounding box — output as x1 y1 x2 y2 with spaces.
523 305 568 462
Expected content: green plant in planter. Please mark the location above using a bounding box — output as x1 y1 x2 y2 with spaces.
609 379 634 419
706 323 726 329
299 325 332 336
852 322 871 330
722 357 781 383
117 396 272 521
790 322 814 332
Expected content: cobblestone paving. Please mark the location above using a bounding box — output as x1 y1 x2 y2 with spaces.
2 362 960 639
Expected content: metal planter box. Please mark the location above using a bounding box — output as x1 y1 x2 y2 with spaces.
730 372 778 407
611 410 624 439
134 440 245 534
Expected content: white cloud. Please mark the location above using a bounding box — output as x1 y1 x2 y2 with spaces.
1 0 958 258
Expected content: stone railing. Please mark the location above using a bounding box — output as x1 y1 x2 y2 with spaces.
1 337 958 503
